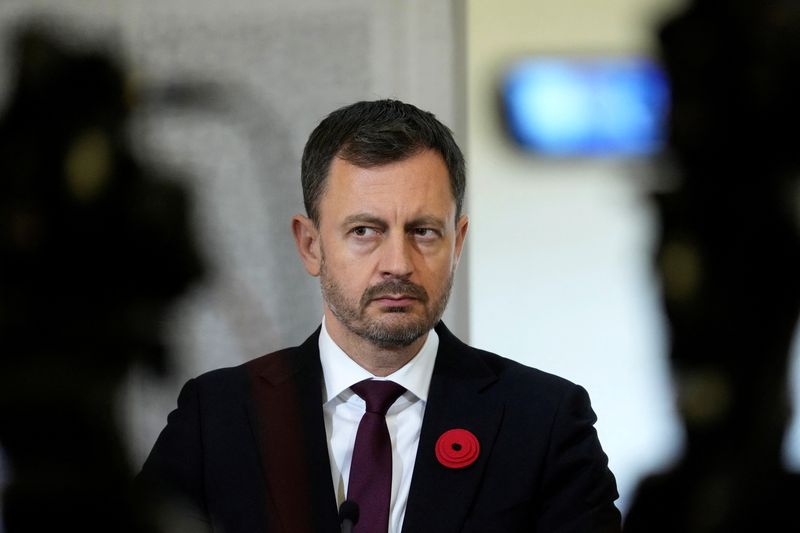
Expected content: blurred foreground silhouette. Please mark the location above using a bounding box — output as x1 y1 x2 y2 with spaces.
625 1 800 531
0 22 202 532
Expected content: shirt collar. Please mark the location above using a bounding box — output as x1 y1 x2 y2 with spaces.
319 316 438 404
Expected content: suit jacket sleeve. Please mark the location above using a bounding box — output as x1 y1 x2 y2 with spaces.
136 378 213 532
535 383 620 533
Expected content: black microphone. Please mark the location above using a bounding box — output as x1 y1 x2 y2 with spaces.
339 500 359 533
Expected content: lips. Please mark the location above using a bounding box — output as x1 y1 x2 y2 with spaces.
374 294 416 301
373 294 417 306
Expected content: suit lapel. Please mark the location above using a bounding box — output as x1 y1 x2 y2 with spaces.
245 329 340 533
402 323 504 533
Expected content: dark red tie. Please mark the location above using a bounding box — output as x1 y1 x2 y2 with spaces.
347 379 406 533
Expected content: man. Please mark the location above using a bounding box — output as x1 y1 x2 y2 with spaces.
138 100 621 533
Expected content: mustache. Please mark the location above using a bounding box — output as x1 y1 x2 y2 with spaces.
361 278 429 306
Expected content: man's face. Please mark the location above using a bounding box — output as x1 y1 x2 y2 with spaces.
295 149 468 349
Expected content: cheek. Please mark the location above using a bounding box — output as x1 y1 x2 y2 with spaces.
420 257 455 292
326 256 374 294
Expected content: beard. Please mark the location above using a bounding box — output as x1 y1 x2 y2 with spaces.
320 256 455 348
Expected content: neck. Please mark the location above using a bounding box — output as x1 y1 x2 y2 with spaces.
324 311 428 377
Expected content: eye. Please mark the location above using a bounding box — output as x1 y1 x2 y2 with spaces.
412 228 440 241
350 226 379 238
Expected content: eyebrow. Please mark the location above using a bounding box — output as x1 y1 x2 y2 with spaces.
342 213 387 229
404 215 446 231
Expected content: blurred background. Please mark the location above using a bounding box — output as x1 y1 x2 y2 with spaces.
0 0 797 528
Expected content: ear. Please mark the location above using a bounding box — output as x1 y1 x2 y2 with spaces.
453 214 469 266
292 214 322 277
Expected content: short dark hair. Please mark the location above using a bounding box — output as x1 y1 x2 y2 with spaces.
301 99 465 225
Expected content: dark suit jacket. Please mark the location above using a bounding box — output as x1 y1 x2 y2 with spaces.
138 323 621 532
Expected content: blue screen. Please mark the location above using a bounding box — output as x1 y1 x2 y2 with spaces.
501 57 670 157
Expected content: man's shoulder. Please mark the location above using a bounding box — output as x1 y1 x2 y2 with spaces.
467 343 583 400
437 323 580 398
438 329 599 432
190 329 320 390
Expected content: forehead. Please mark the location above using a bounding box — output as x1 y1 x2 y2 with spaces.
320 149 455 220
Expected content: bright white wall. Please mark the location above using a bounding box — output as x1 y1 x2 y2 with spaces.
466 0 799 517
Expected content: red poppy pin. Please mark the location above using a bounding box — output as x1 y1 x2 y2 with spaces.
435 428 480 469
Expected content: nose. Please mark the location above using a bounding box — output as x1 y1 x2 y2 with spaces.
379 232 414 278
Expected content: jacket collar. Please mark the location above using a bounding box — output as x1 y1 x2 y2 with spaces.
401 322 503 533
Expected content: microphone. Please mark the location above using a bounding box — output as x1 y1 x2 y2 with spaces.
338 500 359 533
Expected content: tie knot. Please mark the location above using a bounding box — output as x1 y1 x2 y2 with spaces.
350 379 406 415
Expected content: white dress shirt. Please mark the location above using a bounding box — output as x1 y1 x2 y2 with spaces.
319 317 438 533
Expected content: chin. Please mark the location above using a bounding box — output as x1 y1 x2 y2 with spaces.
357 313 431 348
